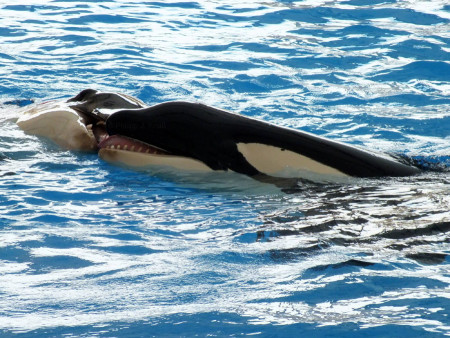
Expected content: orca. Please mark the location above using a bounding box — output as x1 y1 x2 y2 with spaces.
16 89 421 182
100 101 420 179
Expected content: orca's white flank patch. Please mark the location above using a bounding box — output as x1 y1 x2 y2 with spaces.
237 143 347 177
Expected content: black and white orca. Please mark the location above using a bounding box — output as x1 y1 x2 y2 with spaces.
17 89 421 182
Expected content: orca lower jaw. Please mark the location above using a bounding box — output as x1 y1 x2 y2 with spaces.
98 134 170 155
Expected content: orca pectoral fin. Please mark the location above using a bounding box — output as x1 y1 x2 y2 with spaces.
213 140 261 177
191 138 261 176
219 143 307 191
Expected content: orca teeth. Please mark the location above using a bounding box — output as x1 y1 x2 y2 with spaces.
99 135 168 155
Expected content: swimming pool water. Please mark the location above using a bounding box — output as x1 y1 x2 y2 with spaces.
0 0 449 336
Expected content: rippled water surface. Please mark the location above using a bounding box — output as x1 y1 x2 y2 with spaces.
1 0 449 336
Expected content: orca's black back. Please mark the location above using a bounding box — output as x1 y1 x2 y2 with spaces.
106 102 421 177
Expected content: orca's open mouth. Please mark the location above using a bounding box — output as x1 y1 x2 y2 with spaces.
86 120 169 155
98 134 169 155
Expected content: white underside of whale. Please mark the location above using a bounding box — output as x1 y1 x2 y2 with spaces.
99 148 212 171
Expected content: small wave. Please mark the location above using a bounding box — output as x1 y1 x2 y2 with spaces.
397 154 450 172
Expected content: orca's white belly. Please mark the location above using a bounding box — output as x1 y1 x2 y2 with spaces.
99 148 213 172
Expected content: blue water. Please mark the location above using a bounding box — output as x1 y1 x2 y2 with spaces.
0 1 449 337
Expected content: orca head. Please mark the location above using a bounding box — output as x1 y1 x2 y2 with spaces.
98 102 260 175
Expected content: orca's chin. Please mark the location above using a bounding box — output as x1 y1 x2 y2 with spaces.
98 134 169 155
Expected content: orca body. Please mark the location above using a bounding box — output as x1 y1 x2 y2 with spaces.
103 102 420 178
16 89 421 182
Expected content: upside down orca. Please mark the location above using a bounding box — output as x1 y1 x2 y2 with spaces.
16 89 420 182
